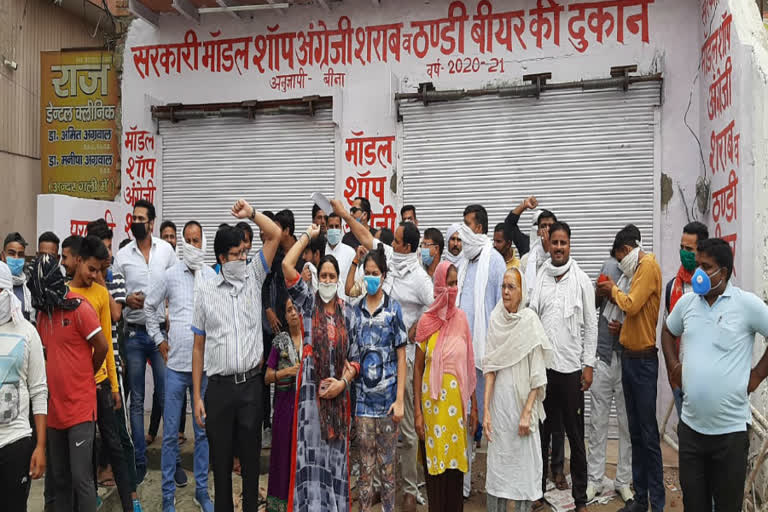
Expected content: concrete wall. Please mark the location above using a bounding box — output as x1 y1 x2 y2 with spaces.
0 0 101 246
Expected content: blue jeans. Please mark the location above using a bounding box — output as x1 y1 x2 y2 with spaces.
125 327 166 470
163 369 208 501
622 355 665 511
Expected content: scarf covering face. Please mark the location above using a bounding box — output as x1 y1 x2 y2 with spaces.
442 223 463 266
415 261 476 406
9 264 32 317
456 223 493 368
312 296 349 441
28 254 80 315
530 257 586 342
391 250 420 280
0 262 24 325
181 233 208 290
483 269 553 428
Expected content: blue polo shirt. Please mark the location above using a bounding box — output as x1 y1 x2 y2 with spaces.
666 282 768 435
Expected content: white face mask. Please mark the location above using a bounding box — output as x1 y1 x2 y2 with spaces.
619 246 641 279
182 241 206 271
222 260 246 295
318 282 337 303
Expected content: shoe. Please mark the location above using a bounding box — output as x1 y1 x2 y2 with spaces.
162 497 176 512
174 465 188 487
586 482 600 502
262 427 272 449
616 485 634 503
133 498 144 512
618 501 644 512
194 491 214 512
136 464 147 485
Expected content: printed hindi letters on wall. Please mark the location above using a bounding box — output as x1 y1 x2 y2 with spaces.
41 50 120 200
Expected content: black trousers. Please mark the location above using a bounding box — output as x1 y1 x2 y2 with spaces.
679 421 748 512
95 383 134 511
48 421 97 512
540 369 588 507
0 436 34 512
206 372 264 512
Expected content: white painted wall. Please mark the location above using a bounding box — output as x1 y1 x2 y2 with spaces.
114 1 768 431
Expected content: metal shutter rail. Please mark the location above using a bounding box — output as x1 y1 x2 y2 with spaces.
401 84 660 432
160 111 335 260
400 82 660 280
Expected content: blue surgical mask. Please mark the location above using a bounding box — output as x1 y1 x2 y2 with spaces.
692 266 724 295
6 257 24 277
327 228 342 246
364 275 381 295
421 248 434 267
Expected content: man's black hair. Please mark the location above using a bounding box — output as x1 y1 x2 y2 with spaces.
38 231 61 247
183 221 203 238
235 221 253 241
377 228 394 246
214 226 245 264
683 221 709 242
493 222 510 240
312 204 326 219
401 205 416 219
622 223 642 243
86 219 113 241
424 228 444 256
309 233 326 257
612 226 640 253
160 220 177 235
133 200 156 221
697 238 734 281
354 197 372 220
62 235 83 256
400 222 420 254
275 209 296 236
463 204 489 234
536 209 557 226
78 235 109 262
549 221 571 240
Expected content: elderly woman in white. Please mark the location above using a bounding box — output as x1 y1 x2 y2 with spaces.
482 267 552 512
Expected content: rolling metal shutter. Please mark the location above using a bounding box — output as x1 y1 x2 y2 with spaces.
159 110 335 259
400 82 660 279
400 83 660 433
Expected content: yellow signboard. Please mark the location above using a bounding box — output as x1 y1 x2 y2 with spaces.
40 50 120 200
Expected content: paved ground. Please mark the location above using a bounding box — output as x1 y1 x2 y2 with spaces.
27 413 684 511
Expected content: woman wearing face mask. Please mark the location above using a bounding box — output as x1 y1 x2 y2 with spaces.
349 245 407 512
413 261 478 512
483 268 552 512
282 224 360 512
264 297 303 512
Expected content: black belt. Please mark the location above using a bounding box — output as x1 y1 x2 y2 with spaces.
622 347 658 360
126 322 167 332
209 364 263 385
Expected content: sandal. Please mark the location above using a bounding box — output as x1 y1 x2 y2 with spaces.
554 472 569 491
98 478 116 488
533 499 547 511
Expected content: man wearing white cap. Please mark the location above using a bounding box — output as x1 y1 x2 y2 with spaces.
0 261 47 511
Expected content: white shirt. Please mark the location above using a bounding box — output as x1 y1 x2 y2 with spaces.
326 242 356 301
532 266 597 373
114 237 177 325
381 245 434 363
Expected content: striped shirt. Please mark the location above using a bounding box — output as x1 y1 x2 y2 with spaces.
191 252 270 376
145 261 215 372
106 268 126 376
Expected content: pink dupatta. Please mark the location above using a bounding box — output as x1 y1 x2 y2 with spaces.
415 261 476 406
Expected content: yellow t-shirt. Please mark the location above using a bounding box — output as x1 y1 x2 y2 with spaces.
70 284 118 392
